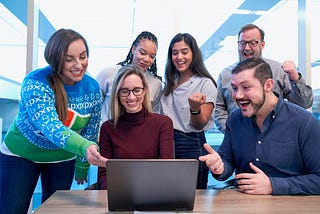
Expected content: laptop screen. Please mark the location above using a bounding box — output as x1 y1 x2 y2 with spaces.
106 159 199 211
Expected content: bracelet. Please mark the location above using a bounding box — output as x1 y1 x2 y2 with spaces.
190 108 201 115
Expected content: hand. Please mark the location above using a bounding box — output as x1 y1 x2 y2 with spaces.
235 162 272 195
86 144 108 168
75 177 88 185
199 143 224 175
188 92 206 112
282 60 300 82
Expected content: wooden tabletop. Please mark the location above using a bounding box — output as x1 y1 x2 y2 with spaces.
34 189 320 214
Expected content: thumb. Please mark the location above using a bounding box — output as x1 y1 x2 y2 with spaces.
249 162 262 173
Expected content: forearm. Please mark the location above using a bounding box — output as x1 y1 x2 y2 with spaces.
190 103 213 130
270 173 320 195
286 77 314 109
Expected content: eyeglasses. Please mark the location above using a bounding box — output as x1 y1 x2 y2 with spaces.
237 40 261 48
118 87 144 97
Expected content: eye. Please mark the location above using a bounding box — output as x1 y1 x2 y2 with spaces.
139 50 146 55
80 53 87 60
64 57 72 62
133 88 142 93
172 51 178 56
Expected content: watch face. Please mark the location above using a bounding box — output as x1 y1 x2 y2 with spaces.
190 108 201 115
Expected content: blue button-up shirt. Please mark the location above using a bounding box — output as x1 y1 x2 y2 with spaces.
217 96 320 195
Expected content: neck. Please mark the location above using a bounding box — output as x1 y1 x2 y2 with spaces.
176 70 193 87
255 92 278 130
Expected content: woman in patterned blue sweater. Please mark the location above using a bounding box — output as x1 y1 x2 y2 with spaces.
0 29 107 213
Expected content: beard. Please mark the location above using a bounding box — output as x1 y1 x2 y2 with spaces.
237 91 266 118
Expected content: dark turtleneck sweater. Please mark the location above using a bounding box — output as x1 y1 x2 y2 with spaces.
98 107 174 189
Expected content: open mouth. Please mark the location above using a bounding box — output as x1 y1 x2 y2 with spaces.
238 100 251 108
71 69 83 76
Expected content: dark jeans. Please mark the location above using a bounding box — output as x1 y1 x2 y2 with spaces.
0 152 75 214
174 130 209 189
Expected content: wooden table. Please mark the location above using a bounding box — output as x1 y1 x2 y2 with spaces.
34 189 320 213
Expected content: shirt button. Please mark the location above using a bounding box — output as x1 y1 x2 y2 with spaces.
258 141 261 144
256 158 260 162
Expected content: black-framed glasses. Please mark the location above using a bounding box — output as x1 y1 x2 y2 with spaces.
118 87 144 97
237 40 261 48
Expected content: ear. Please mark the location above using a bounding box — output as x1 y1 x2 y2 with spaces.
131 46 135 55
264 78 274 92
261 40 265 49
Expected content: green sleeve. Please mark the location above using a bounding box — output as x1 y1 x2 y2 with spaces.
63 130 97 157
75 156 90 180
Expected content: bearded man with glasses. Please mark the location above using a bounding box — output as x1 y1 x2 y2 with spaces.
214 24 313 134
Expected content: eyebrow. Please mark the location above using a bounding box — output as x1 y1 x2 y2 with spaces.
172 47 189 52
64 51 87 57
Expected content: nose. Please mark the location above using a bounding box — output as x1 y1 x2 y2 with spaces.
232 88 243 100
142 55 153 64
73 58 82 68
127 90 136 98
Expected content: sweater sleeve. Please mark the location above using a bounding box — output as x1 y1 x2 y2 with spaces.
20 78 96 158
158 115 174 158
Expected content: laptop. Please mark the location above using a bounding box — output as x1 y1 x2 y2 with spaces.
106 159 199 211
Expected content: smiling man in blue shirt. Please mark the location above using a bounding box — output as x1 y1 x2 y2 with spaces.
199 57 320 195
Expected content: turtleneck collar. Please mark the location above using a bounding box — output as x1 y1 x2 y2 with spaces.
121 107 149 123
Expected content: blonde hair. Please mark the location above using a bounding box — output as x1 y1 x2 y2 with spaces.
109 65 152 127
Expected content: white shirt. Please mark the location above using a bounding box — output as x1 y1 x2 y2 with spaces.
160 75 217 133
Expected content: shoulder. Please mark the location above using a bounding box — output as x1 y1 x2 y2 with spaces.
96 65 121 79
149 113 173 123
262 58 282 68
193 76 216 89
101 120 114 129
82 74 100 88
144 71 162 84
24 66 52 83
218 62 238 84
220 63 238 76
21 67 53 93
283 100 314 118
95 65 121 86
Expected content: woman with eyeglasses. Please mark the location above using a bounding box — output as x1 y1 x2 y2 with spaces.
97 65 174 190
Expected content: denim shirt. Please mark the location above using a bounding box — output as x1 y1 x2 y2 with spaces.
217 96 320 195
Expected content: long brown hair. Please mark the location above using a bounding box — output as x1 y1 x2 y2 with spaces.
44 29 89 122
163 33 216 96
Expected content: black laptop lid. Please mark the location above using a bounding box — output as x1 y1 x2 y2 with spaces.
106 159 199 211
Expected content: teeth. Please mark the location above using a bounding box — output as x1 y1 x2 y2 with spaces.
72 70 81 74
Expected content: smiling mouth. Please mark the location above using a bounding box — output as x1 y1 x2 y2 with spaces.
71 69 82 75
238 100 251 108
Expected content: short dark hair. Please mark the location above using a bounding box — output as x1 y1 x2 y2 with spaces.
232 57 272 86
238 24 265 41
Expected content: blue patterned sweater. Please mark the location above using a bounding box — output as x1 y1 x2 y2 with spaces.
3 66 102 179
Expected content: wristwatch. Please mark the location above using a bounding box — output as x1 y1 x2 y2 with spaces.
190 108 201 115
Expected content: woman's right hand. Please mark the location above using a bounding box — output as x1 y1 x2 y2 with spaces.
86 144 108 168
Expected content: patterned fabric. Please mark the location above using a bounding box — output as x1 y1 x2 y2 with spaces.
1 66 102 179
